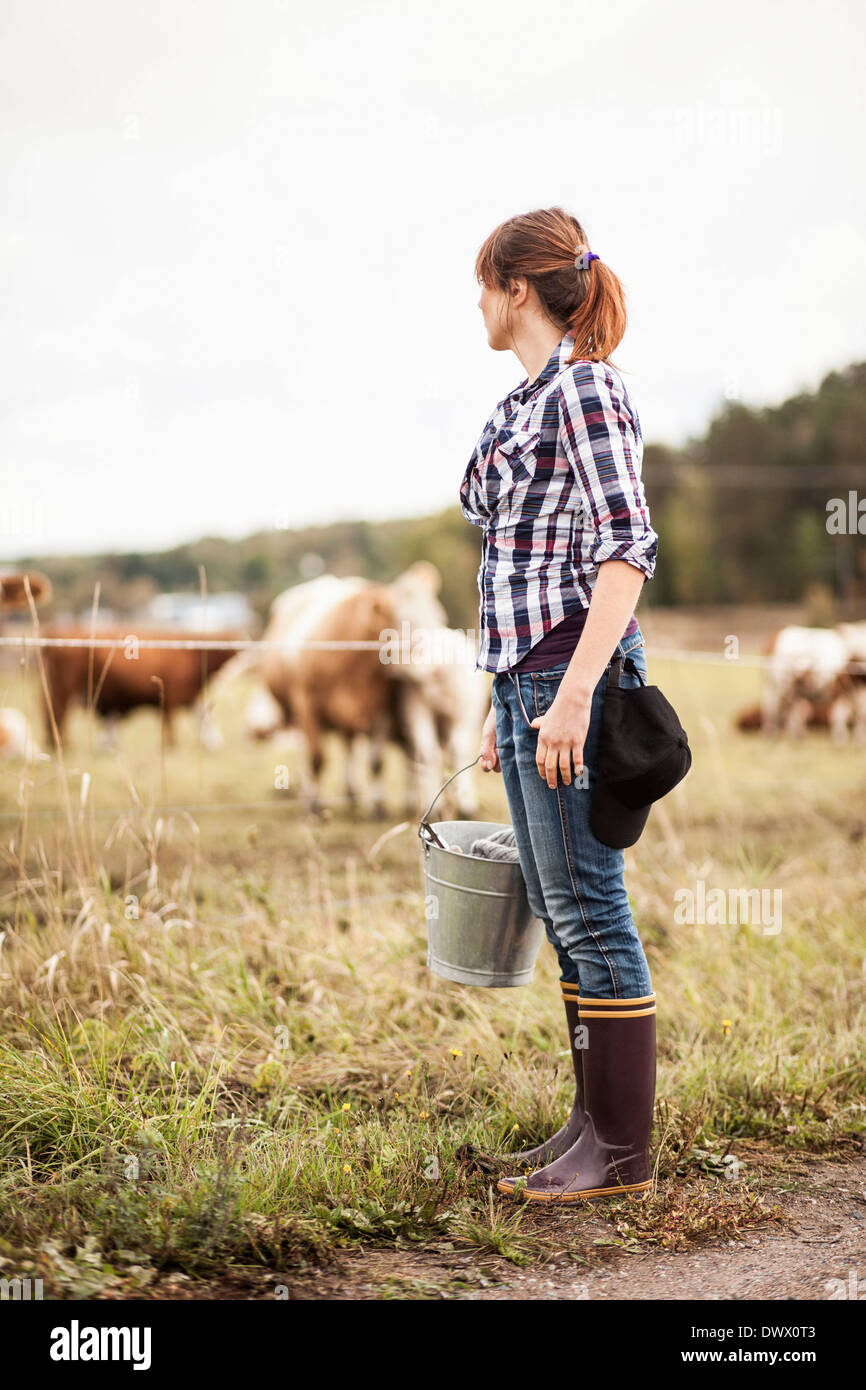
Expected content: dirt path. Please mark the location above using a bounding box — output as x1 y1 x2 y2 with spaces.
268 1154 866 1301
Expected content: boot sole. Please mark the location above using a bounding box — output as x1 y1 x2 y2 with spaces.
497 1178 652 1202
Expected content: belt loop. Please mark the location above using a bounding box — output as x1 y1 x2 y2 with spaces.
607 644 646 691
608 629 645 689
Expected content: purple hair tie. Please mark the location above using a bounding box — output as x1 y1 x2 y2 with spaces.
574 249 599 269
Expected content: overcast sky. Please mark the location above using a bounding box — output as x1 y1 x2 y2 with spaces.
2 0 865 558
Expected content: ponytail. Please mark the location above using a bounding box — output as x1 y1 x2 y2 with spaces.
566 257 627 363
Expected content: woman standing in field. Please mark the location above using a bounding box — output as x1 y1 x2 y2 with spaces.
459 207 658 1202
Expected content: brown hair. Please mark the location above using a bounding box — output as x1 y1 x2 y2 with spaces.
474 207 626 364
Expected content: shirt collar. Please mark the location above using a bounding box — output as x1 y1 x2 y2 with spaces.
510 331 575 403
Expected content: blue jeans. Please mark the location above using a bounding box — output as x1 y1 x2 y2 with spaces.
491 626 652 1000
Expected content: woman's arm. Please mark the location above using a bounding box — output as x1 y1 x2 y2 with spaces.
531 559 644 788
564 559 645 697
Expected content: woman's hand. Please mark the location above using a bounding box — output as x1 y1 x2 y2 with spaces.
479 702 500 772
531 686 592 788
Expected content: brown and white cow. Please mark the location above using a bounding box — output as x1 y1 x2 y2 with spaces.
760 622 866 742
40 628 242 748
222 564 490 817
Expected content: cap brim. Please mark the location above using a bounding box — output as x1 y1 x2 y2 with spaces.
590 779 652 849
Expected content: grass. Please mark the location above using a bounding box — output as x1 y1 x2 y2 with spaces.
0 643 864 1298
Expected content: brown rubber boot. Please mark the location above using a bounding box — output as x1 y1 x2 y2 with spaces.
498 993 656 1201
506 983 585 1168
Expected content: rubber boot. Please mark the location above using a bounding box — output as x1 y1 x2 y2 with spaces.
505 983 585 1168
498 993 656 1202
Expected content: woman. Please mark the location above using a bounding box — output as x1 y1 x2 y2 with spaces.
459 207 658 1203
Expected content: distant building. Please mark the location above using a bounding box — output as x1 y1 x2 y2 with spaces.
137 592 257 632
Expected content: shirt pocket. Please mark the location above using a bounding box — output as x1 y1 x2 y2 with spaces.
484 425 543 518
491 424 541 470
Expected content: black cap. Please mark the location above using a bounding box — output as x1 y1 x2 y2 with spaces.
590 661 692 850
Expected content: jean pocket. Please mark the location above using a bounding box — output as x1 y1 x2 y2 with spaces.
531 670 566 719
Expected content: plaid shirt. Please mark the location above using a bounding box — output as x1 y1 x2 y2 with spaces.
459 331 658 673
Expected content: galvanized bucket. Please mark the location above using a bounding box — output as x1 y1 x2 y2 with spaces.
418 757 545 988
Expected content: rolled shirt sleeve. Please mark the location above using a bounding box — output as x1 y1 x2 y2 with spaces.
557 362 658 581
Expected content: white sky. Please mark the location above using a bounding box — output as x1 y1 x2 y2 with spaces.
2 0 865 558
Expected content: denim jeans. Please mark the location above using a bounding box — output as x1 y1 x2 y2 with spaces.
491 625 652 1000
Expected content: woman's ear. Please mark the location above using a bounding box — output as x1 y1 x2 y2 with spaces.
509 275 529 308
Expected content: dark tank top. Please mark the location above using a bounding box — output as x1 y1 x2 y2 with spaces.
509 608 639 674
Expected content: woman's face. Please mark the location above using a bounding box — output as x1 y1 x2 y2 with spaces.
477 277 515 351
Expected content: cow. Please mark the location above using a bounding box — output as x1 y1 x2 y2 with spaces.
759 622 866 742
217 564 490 817
0 570 52 760
256 565 449 815
761 626 849 739
40 628 242 749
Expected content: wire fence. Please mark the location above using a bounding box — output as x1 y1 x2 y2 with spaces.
0 631 865 671
0 635 381 651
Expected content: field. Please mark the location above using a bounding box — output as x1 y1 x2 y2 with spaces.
0 611 864 1300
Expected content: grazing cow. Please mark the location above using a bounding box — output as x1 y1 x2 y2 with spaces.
40 628 242 748
759 622 866 742
760 626 850 738
257 566 449 815
0 570 52 760
219 564 489 816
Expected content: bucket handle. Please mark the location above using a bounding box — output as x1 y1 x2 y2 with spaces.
417 755 483 849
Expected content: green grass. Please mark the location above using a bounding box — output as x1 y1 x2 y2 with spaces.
0 648 864 1297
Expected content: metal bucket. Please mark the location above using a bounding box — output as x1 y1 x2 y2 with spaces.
418 757 545 988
